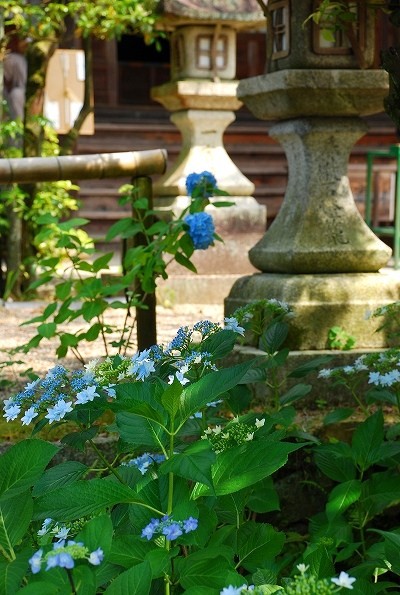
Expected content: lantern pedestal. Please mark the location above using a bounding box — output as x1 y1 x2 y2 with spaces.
224 68 400 349
225 270 400 350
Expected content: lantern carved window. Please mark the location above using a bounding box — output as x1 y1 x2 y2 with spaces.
270 0 290 60
195 34 228 71
313 1 366 56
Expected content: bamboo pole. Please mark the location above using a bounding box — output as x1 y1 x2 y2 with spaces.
0 148 167 183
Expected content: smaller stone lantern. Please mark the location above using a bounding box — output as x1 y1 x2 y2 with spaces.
152 0 265 203
152 0 267 291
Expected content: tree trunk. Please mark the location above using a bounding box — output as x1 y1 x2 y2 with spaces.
9 39 58 294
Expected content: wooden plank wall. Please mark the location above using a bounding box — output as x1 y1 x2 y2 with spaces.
76 27 400 246
76 108 398 242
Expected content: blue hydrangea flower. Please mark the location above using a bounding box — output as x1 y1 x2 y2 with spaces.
45 399 73 424
224 317 245 336
184 212 215 250
46 551 75 570
122 452 165 475
185 171 217 198
21 406 38 426
141 518 160 540
162 522 183 540
88 547 104 565
128 349 156 381
75 385 100 405
183 517 198 533
141 515 198 542
29 549 43 574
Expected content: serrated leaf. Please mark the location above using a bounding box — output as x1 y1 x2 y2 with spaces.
103 560 152 595
159 441 216 489
161 380 183 421
116 411 166 448
32 461 88 496
0 493 33 552
175 551 239 590
279 383 311 406
0 440 58 501
0 551 32 595
323 408 354 425
61 426 99 451
33 479 144 522
109 536 155 568
326 479 362 521
178 360 255 422
351 410 384 471
315 442 356 482
260 321 288 354
76 514 113 557
200 329 237 360
193 440 303 497
236 521 285 572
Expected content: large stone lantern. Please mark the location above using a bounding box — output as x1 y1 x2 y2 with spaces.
225 1 400 349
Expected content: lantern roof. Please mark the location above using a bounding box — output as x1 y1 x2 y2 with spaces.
158 0 265 29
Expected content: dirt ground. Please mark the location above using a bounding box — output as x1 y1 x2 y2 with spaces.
0 301 224 390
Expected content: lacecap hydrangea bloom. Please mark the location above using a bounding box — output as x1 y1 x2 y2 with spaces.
3 317 245 428
141 515 198 541
29 540 103 574
184 211 215 250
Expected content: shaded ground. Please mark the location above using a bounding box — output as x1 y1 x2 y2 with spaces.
0 300 224 388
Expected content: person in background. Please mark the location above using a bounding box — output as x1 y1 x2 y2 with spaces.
3 35 28 120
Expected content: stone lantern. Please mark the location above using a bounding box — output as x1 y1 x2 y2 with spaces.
267 0 376 71
225 2 400 350
151 1 267 289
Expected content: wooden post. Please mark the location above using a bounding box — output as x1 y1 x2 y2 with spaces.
125 175 157 350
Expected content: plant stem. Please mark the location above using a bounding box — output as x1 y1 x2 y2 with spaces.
67 569 77 595
88 439 126 484
164 428 175 595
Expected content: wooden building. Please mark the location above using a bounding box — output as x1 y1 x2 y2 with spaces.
75 10 400 247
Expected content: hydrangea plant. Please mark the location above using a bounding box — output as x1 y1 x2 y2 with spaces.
1 313 308 594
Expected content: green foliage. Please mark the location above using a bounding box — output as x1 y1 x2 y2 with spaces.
4 301 400 592
0 0 160 43
327 326 356 351
0 315 312 593
304 0 358 43
0 117 81 300
5 176 226 366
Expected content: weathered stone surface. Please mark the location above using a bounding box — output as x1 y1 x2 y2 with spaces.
248 117 391 274
225 270 400 350
151 80 242 111
154 109 255 198
237 70 389 120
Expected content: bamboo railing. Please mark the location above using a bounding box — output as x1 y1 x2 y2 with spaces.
0 148 168 349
